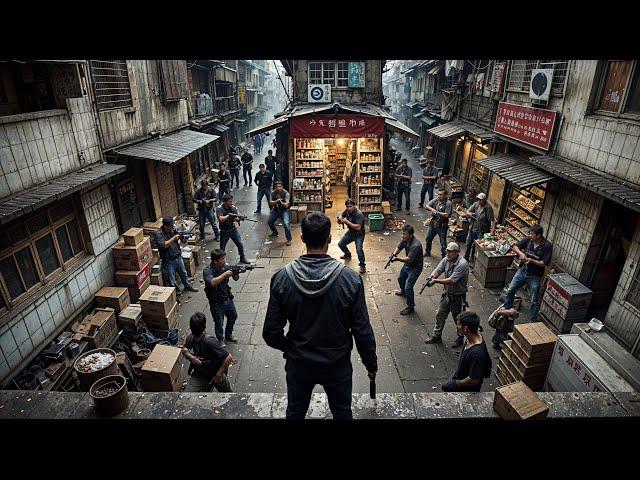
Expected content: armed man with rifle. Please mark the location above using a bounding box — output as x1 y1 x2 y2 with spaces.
337 198 366 274
216 193 251 265
267 180 292 246
203 249 262 345
424 242 469 348
155 216 199 294
424 188 453 258
390 224 424 316
193 179 220 243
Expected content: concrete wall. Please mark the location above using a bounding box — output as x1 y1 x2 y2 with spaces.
97 60 189 150
540 181 604 279
555 60 640 186
0 184 119 385
0 96 102 198
293 61 383 105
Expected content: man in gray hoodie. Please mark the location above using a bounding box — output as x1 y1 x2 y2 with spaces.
263 212 378 420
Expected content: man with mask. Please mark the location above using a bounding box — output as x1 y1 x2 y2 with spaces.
459 192 496 263
424 242 469 348
267 180 292 246
337 199 367 274
424 188 453 258
263 212 377 420
192 179 220 242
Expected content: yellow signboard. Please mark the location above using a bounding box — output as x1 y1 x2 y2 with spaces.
238 85 247 105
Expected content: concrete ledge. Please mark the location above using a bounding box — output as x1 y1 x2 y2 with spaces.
1 390 638 420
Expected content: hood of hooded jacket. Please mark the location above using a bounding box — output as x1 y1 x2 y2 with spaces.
284 255 346 299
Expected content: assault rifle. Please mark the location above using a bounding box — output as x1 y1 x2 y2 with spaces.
419 277 435 294
227 264 265 273
384 253 397 269
228 213 258 223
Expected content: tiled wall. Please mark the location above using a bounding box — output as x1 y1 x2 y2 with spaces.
0 184 118 385
0 96 102 198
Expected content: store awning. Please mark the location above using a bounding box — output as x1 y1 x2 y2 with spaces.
458 120 496 142
421 116 438 126
427 122 465 139
0 163 125 225
115 130 219 164
476 154 555 189
413 110 427 118
211 123 230 134
246 115 290 138
530 155 640 213
385 117 419 140
235 118 247 123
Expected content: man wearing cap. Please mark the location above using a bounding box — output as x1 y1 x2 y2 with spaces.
337 199 367 274
267 181 292 246
155 216 199 293
216 194 250 264
391 224 424 315
424 242 469 348
193 179 220 243
441 311 492 392
459 192 496 263
395 159 413 213
424 188 453 258
418 159 439 208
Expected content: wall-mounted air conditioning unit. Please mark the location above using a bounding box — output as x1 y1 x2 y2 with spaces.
530 69 554 102
308 84 332 103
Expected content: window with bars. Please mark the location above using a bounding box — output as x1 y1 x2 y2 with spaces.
308 62 356 88
507 60 569 97
626 264 640 310
594 60 640 118
0 196 85 313
89 60 133 111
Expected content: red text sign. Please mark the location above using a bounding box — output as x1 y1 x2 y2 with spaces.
290 115 384 138
494 101 557 151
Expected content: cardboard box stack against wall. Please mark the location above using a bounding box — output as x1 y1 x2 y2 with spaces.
139 285 178 339
112 228 154 303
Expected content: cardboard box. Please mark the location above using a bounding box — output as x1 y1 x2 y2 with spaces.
144 302 179 336
298 205 307 222
187 245 203 266
290 206 299 224
123 227 145 247
183 255 196 277
151 271 163 286
118 303 143 330
116 261 151 289
141 344 183 391
143 219 163 237
382 201 391 215
128 277 150 304
112 237 152 271
493 381 549 420
95 287 130 314
76 308 118 349
139 285 177 319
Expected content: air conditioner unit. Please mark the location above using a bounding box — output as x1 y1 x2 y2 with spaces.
530 69 554 102
308 84 332 103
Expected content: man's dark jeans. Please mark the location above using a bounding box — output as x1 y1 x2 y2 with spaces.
285 358 353 420
220 228 246 260
338 230 366 267
209 298 237 340
397 184 410 210
198 208 219 239
425 225 448 258
243 166 252 185
230 169 240 189
256 186 271 211
218 187 230 201
419 182 435 207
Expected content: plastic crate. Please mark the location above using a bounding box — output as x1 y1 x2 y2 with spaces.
368 214 385 232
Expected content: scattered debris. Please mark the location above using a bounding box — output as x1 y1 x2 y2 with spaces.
383 232 390 236
421 352 428 355
430 365 435 368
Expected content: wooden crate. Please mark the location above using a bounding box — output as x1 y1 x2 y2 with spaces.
502 340 551 377
493 381 549 420
508 333 554 366
499 353 547 390
512 322 557 357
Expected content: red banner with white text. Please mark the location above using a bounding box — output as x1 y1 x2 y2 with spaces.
290 115 385 138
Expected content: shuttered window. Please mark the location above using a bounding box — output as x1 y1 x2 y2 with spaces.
159 60 186 103
89 60 133 111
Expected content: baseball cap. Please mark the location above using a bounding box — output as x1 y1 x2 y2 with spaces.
446 242 460 252
162 216 174 226
476 193 487 200
345 198 356 206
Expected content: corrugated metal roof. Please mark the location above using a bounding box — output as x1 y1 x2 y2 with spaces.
115 130 219 164
428 64 443 75
421 116 438 126
246 115 290 137
405 101 420 108
427 122 465 139
0 163 125 225
531 155 640 213
477 154 555 188
385 117 419 140
211 123 230 134
458 120 495 141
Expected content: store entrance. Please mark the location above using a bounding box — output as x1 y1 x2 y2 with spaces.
581 200 637 317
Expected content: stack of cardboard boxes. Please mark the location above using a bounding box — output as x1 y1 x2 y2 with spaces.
112 228 154 303
141 344 183 391
70 307 119 349
139 285 178 338
497 323 557 390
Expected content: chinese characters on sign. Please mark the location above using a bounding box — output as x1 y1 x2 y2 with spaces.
348 62 366 88
555 343 603 393
494 101 557 151
290 115 384 138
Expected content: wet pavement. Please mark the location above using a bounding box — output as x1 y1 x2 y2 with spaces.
172 138 532 394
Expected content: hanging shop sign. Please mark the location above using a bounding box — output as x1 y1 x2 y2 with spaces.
348 62 366 88
290 115 384 138
494 101 557 151
238 85 247 106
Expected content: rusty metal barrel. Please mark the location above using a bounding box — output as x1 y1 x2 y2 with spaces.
90 374 129 416
74 348 118 391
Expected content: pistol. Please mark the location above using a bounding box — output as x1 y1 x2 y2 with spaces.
384 253 396 269
419 278 434 294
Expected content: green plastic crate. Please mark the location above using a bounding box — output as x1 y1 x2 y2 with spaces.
368 213 385 232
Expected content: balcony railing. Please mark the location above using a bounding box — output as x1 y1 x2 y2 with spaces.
216 96 237 115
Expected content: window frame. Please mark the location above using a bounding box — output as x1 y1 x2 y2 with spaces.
506 60 569 98
593 60 640 121
89 60 134 112
308 61 356 89
0 196 86 313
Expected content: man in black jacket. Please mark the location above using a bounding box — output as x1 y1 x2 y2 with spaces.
263 212 378 420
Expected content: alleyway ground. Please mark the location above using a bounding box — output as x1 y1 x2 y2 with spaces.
172 136 529 394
